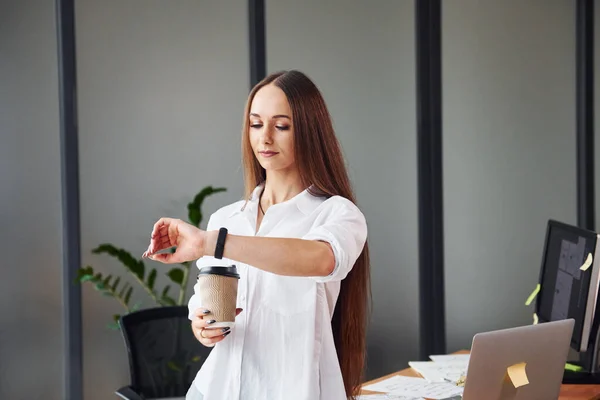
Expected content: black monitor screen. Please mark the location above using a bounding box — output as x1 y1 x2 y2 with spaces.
536 220 598 351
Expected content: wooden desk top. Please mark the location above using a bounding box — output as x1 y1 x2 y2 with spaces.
360 351 600 400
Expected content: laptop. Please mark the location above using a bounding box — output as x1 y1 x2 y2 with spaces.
462 319 574 400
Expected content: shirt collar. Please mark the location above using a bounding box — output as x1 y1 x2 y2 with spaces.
229 182 324 217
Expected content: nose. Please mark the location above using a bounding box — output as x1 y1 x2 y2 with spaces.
259 124 274 144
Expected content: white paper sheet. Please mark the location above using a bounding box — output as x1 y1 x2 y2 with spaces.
361 375 464 399
408 361 467 383
429 354 470 364
357 395 425 400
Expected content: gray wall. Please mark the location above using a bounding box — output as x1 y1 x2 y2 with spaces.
265 0 419 379
75 1 248 398
0 1 64 399
443 0 577 351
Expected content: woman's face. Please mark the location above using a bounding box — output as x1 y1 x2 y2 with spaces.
249 84 296 173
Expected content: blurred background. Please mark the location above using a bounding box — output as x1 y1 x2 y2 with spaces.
1 0 596 399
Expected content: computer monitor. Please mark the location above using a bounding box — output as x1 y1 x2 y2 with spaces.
535 220 600 353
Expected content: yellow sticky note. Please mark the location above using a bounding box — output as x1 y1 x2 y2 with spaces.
580 253 593 271
533 313 538 325
507 362 529 388
525 284 540 306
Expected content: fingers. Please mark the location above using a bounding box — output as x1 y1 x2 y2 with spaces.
150 220 167 251
190 308 239 347
153 217 174 236
195 328 230 347
143 218 179 258
147 252 174 263
192 309 214 329
191 322 219 347
143 246 177 261
191 314 213 330
191 315 231 347
202 326 232 339
193 308 243 319
153 218 175 241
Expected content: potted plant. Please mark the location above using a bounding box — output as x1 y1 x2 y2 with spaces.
76 185 226 398
76 185 226 327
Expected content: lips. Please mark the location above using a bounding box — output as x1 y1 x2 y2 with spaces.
259 151 279 158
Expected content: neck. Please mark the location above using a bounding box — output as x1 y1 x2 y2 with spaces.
262 169 305 206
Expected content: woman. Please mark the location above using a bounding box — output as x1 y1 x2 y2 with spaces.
143 70 370 400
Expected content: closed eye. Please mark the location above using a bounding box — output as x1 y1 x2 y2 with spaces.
250 124 263 129
276 125 290 131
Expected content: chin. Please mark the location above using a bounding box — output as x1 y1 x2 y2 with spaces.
255 157 295 173
259 162 280 171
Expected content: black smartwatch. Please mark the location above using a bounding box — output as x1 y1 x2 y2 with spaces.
214 227 228 259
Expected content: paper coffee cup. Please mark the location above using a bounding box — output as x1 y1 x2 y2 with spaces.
196 265 240 329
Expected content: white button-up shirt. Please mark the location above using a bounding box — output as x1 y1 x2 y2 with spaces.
188 184 368 400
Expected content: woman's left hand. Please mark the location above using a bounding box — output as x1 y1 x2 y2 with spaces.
142 217 205 263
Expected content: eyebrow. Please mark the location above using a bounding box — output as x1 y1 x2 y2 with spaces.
250 113 291 120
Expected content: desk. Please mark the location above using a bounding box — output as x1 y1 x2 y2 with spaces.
360 351 600 400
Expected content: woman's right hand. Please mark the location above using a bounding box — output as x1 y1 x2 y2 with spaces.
191 308 243 347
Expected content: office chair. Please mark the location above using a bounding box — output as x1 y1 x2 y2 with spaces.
116 306 211 400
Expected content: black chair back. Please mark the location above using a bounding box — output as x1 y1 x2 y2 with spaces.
119 306 211 399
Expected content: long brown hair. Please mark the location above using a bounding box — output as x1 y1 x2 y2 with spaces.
241 70 371 398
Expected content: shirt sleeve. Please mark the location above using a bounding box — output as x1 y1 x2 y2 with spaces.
187 212 228 320
302 197 368 283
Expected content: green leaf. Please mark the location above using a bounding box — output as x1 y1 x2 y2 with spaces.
131 302 142 312
107 322 120 330
124 287 133 305
102 274 112 287
94 282 106 291
167 361 182 372
79 274 95 283
147 269 157 290
112 276 121 291
92 244 145 281
191 356 201 362
188 208 201 227
187 186 227 227
107 314 122 330
76 266 94 282
119 283 130 299
77 265 94 275
162 285 171 297
167 268 184 285
137 261 146 281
